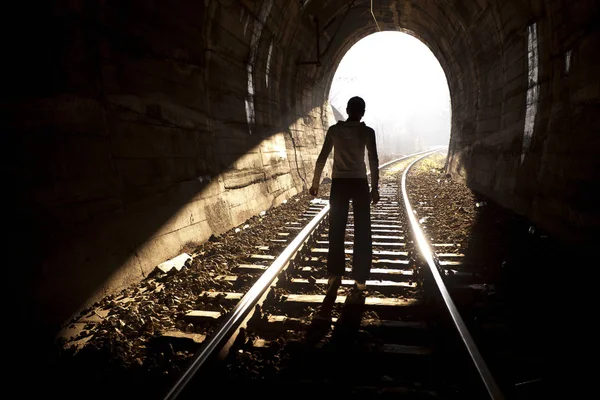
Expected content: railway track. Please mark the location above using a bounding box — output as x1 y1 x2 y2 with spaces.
408 156 544 398
159 150 503 399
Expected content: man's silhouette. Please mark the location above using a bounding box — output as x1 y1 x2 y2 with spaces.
309 96 379 321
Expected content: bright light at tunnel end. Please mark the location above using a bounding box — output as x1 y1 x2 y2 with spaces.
329 31 451 155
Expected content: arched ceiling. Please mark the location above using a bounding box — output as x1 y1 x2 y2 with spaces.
271 0 530 144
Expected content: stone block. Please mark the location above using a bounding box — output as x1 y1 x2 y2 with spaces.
264 162 292 179
176 219 214 245
228 204 255 228
478 106 501 121
61 135 115 178
227 180 268 207
214 6 251 54
155 199 209 238
162 157 201 183
67 197 123 225
267 172 293 194
109 120 173 158
232 152 263 170
108 95 209 131
65 176 122 206
115 158 165 187
177 178 222 203
261 150 287 166
207 94 248 124
217 136 260 156
259 133 287 153
222 168 265 189
503 74 527 99
503 91 527 112
4 96 106 132
571 81 600 104
204 199 233 234
103 59 206 110
477 116 501 134
498 2 526 37
481 86 504 107
272 187 297 206
493 155 518 193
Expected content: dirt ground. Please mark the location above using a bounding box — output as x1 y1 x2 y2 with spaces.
406 151 585 398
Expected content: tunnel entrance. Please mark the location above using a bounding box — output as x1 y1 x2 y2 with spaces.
328 31 451 160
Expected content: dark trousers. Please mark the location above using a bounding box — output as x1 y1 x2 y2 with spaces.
328 178 372 283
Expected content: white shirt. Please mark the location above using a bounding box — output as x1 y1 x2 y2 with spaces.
312 120 379 189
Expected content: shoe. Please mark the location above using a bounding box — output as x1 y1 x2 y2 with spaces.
347 283 366 304
314 276 341 323
312 301 335 328
313 306 333 322
327 275 342 289
324 275 342 300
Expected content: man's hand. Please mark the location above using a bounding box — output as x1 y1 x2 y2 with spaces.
309 185 319 196
370 189 380 205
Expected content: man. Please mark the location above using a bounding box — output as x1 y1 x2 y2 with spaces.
309 96 379 320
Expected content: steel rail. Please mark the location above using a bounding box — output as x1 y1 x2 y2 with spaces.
401 151 505 400
163 204 329 400
163 148 442 400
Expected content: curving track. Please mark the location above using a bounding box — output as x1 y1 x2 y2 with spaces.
162 150 504 400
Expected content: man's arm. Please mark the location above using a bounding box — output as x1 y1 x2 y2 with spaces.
366 127 379 192
310 129 333 195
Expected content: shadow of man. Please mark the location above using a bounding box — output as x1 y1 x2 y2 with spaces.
330 293 366 348
296 293 369 393
303 289 368 346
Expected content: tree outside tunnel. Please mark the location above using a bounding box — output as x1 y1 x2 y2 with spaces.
328 31 451 158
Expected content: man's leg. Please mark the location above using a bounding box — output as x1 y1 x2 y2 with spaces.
327 179 349 279
351 179 372 289
317 179 349 318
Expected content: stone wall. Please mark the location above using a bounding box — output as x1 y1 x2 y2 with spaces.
443 0 600 246
5 1 332 339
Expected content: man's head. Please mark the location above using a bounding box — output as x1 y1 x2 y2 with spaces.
346 96 365 120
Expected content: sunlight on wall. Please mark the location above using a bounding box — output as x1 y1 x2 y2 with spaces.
329 31 451 155
245 0 273 135
85 100 331 318
522 22 539 163
266 40 274 89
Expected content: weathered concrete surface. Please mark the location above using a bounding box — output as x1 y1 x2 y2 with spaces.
3 0 599 347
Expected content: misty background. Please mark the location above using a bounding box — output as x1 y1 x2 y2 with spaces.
329 32 451 159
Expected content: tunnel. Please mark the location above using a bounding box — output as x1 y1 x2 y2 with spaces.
5 0 598 358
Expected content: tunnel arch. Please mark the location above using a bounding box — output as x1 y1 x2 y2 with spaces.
276 1 496 179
